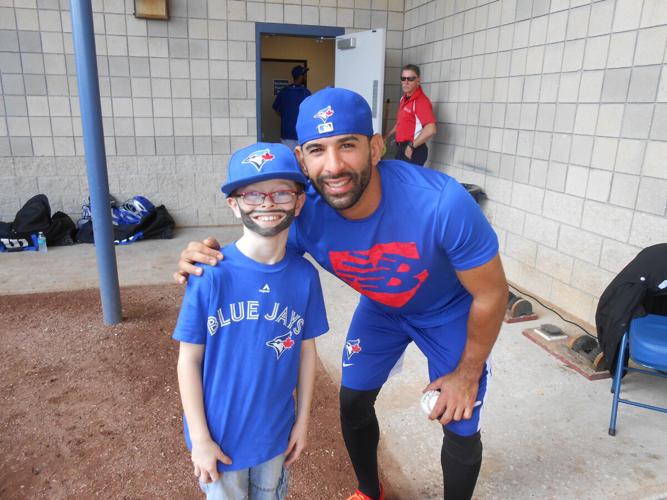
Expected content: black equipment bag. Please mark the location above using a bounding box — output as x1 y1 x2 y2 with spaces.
0 194 76 252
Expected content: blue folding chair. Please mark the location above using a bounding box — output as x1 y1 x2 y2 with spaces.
609 314 667 436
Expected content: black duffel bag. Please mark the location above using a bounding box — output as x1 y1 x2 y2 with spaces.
0 194 75 252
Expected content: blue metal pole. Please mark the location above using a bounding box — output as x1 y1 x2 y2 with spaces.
70 0 122 325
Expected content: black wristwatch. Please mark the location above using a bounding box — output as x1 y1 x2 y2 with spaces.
408 142 414 149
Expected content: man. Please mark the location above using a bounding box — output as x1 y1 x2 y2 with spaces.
176 88 508 500
272 65 311 151
384 64 437 166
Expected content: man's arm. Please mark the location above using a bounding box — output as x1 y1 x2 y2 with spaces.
424 254 508 425
284 339 317 466
412 122 437 148
405 123 436 160
174 237 223 284
383 123 397 143
177 342 232 481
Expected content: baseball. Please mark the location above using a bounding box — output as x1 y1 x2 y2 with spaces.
420 390 440 415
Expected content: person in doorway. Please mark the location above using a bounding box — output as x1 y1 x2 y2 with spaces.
173 142 329 499
272 65 311 151
175 88 508 500
384 64 437 166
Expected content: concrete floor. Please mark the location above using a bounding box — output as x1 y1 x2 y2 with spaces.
2 226 666 499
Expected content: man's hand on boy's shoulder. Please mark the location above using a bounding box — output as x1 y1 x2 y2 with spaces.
174 236 224 284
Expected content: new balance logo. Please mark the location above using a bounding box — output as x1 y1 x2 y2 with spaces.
259 284 271 293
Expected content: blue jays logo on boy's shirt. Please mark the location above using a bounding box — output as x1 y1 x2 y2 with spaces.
242 149 275 172
266 332 295 359
329 242 429 308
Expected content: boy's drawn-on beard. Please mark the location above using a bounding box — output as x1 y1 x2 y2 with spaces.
239 206 296 237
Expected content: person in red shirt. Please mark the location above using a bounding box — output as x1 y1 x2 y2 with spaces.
384 64 437 166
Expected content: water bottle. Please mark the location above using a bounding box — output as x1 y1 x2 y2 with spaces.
37 232 47 253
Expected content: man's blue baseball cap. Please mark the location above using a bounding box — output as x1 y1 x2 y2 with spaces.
292 65 309 79
221 142 307 195
296 87 374 146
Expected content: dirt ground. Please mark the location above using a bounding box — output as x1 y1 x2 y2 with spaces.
0 285 389 499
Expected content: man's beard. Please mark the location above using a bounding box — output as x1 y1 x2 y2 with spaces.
310 152 373 211
239 207 296 237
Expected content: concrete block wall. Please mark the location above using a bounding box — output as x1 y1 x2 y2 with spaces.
2 0 665 325
1 0 404 226
403 0 667 325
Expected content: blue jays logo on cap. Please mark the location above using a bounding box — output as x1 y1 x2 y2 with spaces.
242 149 275 172
221 141 307 195
296 87 374 146
314 105 334 122
314 105 335 134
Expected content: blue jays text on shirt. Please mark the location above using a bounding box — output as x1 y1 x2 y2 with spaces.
207 301 305 336
207 299 305 360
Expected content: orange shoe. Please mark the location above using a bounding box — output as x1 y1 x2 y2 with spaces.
346 484 385 500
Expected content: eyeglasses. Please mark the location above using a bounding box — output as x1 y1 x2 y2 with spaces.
400 76 417 82
233 190 301 206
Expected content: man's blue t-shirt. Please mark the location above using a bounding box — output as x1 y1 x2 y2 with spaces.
288 160 499 327
272 84 311 140
173 243 329 471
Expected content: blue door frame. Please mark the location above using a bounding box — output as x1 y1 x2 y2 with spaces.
255 23 344 140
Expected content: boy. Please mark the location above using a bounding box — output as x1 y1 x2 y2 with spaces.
173 142 329 499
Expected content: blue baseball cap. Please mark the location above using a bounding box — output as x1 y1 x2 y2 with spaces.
221 142 307 195
292 65 309 79
296 87 374 146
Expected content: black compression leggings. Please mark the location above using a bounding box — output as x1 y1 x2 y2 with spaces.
340 386 382 499
339 386 483 500
442 427 483 500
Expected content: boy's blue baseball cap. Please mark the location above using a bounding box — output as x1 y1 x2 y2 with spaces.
296 87 374 146
221 142 307 195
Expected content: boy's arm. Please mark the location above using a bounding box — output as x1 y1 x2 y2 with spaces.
177 341 232 482
284 338 317 466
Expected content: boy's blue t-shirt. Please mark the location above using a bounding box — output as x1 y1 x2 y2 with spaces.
289 160 499 327
173 243 329 472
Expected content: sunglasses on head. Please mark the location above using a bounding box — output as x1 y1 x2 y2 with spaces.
400 76 417 82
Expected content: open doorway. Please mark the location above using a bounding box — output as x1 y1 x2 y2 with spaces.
260 37 334 142
255 23 344 141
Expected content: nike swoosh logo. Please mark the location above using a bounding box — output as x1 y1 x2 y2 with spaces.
342 362 354 367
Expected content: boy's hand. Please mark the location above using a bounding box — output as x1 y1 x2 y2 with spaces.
284 419 308 466
191 439 232 483
173 237 223 284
